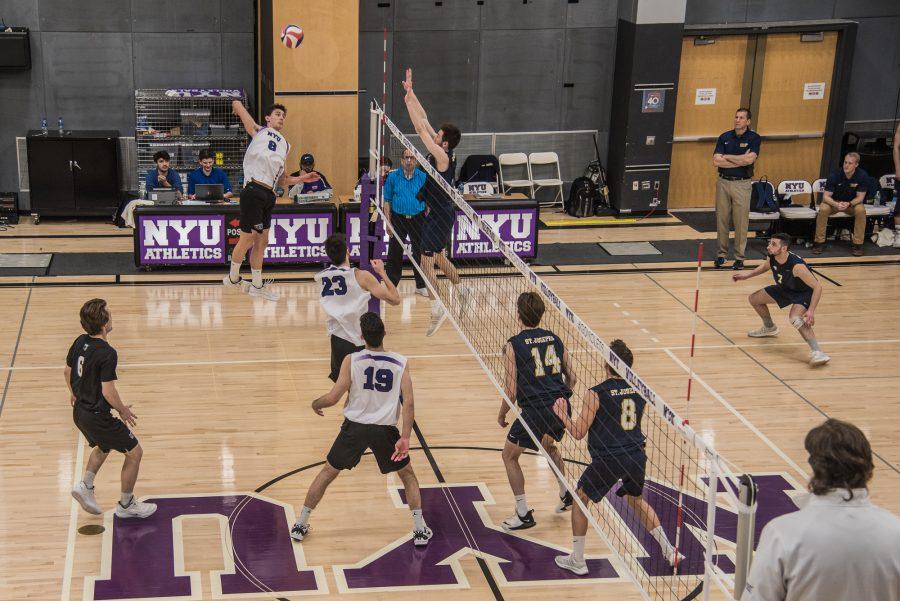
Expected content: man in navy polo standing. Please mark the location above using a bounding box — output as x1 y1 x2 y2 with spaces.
713 108 761 270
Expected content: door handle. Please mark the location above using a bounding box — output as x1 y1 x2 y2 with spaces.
72 160 82 170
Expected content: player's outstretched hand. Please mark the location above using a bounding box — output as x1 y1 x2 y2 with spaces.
312 403 324 416
732 273 746 282
552 397 568 421
402 68 413 94
370 259 386 276
497 410 508 428
392 436 410 461
118 405 138 428
231 99 243 115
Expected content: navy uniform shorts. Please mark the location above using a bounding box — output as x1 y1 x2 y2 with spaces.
764 284 812 309
507 402 569 451
578 450 647 502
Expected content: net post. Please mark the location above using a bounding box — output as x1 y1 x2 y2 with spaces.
702 456 720 601
733 474 758 599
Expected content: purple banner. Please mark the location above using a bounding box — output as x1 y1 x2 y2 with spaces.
452 207 538 259
346 213 390 260
259 213 334 263
137 214 226 265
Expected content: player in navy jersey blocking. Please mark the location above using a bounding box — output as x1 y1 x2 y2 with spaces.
291 312 432 546
499 292 576 531
66 299 156 519
733 233 829 366
224 101 320 301
315 233 401 382
552 340 681 576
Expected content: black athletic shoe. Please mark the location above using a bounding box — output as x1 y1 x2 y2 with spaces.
413 526 434 546
502 509 536 531
555 491 574 513
732 260 745 270
714 257 726 269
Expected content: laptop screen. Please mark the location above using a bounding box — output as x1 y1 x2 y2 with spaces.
196 184 224 200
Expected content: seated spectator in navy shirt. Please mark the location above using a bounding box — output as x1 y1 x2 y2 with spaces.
187 149 233 199
289 153 332 194
813 152 869 257
145 150 183 199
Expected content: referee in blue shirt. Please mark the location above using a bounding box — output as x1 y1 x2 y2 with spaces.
187 149 233 199
383 148 427 293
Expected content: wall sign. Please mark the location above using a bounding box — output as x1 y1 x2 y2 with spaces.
695 88 716 105
803 82 826 100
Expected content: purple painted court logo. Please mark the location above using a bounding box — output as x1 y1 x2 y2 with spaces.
84 475 802 598
138 215 226 265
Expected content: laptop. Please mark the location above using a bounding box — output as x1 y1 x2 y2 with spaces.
195 183 225 202
150 188 179 205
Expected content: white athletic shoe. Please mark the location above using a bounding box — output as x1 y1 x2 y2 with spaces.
893 230 900 248
413 526 433 546
555 491 573 513
247 279 280 301
115 499 157 519
455 285 474 317
426 304 448 337
501 509 536 531
290 522 310 542
71 481 102 515
809 350 830 366
554 553 589 576
223 274 244 288
664 547 686 567
415 287 429 298
747 325 779 338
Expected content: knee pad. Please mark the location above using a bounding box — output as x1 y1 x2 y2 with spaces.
790 316 805 330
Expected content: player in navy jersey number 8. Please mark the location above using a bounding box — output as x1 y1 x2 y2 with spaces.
315 234 401 383
66 299 157 519
223 101 321 301
551 340 682 576
499 292 577 532
733 233 829 366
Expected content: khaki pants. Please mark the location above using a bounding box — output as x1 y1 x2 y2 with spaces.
814 202 866 245
715 177 751 260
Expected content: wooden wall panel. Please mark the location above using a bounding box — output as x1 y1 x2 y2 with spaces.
669 142 719 208
275 95 358 196
754 138 825 191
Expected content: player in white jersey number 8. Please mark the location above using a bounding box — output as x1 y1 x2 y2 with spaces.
224 101 320 301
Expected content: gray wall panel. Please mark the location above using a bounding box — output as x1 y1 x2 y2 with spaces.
844 16 900 122
834 0 898 18
131 0 221 33
2 0 40 30
133 33 222 89
566 0 618 28
562 28 616 131
222 33 255 104
481 0 567 30
39 0 131 32
745 0 835 22
392 30 479 134
360 0 395 32
359 31 394 154
221 0 255 32
0 31 45 191
394 0 480 31
478 29 564 131
42 32 134 132
685 0 748 24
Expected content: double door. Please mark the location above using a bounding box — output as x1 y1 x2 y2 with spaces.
27 131 120 218
669 31 839 208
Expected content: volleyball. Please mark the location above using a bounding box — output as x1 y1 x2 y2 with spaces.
280 24 304 48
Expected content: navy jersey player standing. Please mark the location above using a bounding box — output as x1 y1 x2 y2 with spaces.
733 233 829 366
552 340 681 575
499 292 576 531
66 299 156 519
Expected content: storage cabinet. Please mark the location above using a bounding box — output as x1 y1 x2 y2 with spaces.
26 130 120 220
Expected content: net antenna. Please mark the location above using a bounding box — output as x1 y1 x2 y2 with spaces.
369 101 757 601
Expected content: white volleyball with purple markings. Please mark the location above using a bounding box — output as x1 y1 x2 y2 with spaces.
280 24 304 48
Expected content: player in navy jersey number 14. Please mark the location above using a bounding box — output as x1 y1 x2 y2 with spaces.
552 339 682 576
224 101 320 301
733 233 829 366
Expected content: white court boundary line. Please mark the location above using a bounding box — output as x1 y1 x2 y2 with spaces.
5 337 900 373
61 430 86 601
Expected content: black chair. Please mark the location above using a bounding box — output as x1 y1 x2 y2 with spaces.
457 154 499 187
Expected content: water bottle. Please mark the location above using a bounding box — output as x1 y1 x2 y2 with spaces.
41 117 48 135
58 116 64 135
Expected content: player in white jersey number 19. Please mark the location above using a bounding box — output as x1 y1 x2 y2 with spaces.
224 101 320 301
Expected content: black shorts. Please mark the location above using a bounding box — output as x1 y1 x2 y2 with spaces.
421 208 454 255
326 418 410 474
507 403 568 451
73 405 138 453
239 181 277 233
578 450 646 502
764 284 812 309
330 335 363 382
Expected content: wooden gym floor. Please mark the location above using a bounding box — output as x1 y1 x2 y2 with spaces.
0 250 898 600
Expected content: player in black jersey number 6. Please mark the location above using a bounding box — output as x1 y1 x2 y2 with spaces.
733 233 829 366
